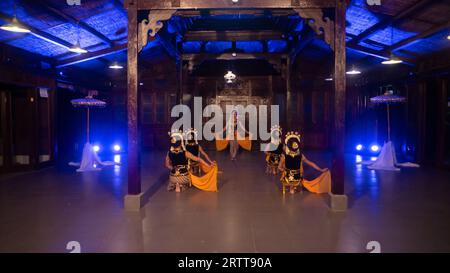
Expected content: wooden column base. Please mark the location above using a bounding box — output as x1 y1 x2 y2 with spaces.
124 193 146 211
328 192 348 212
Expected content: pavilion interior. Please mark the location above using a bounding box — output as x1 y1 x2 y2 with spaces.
0 0 450 253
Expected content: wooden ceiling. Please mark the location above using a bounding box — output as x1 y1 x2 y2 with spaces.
0 0 448 75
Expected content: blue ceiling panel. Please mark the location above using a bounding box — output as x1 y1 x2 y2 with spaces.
367 26 417 46
83 9 127 41
268 40 287 53
0 1 65 29
7 34 68 57
236 41 263 53
44 23 102 47
45 0 117 21
182 41 202 53
400 30 450 55
346 4 382 37
205 41 232 53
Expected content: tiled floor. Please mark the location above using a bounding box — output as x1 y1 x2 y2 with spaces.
1 150 450 253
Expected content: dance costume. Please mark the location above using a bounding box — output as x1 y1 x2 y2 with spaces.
167 148 191 191
167 129 219 192
266 143 283 171
265 125 283 175
186 142 200 175
280 131 303 194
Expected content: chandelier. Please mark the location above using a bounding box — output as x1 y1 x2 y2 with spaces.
224 70 236 83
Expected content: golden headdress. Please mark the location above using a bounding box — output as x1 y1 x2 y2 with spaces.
168 129 185 151
270 125 283 144
184 128 198 145
285 131 302 156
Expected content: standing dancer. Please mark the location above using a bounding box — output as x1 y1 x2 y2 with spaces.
219 110 251 161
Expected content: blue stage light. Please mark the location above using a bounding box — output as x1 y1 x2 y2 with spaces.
356 144 363 151
93 145 100 152
370 144 380 153
113 144 121 152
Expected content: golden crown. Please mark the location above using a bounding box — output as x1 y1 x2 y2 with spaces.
270 125 282 134
184 128 198 136
184 128 199 143
284 131 301 145
168 129 184 139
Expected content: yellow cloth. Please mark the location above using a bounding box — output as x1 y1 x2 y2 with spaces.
215 139 229 151
302 170 331 194
215 136 252 151
190 162 218 192
238 139 252 151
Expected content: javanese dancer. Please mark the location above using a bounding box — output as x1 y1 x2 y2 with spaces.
184 128 215 176
165 130 212 193
221 110 251 161
278 131 328 194
265 125 283 175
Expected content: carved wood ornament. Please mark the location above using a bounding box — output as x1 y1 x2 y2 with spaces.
294 8 335 51
138 10 176 52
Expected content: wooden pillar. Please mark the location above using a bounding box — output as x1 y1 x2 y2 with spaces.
286 57 292 130
417 81 427 164
331 0 347 200
177 59 183 104
436 78 447 167
126 1 141 195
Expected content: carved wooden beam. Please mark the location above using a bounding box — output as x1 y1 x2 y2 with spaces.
125 0 335 9
182 53 286 73
182 53 285 61
294 8 335 51
138 9 176 52
184 30 285 41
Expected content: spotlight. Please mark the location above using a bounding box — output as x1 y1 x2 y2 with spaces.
356 144 363 151
0 17 31 33
231 52 237 57
346 66 361 75
68 42 88 54
381 54 403 65
109 62 123 69
370 144 380 153
113 144 121 152
93 145 100 152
